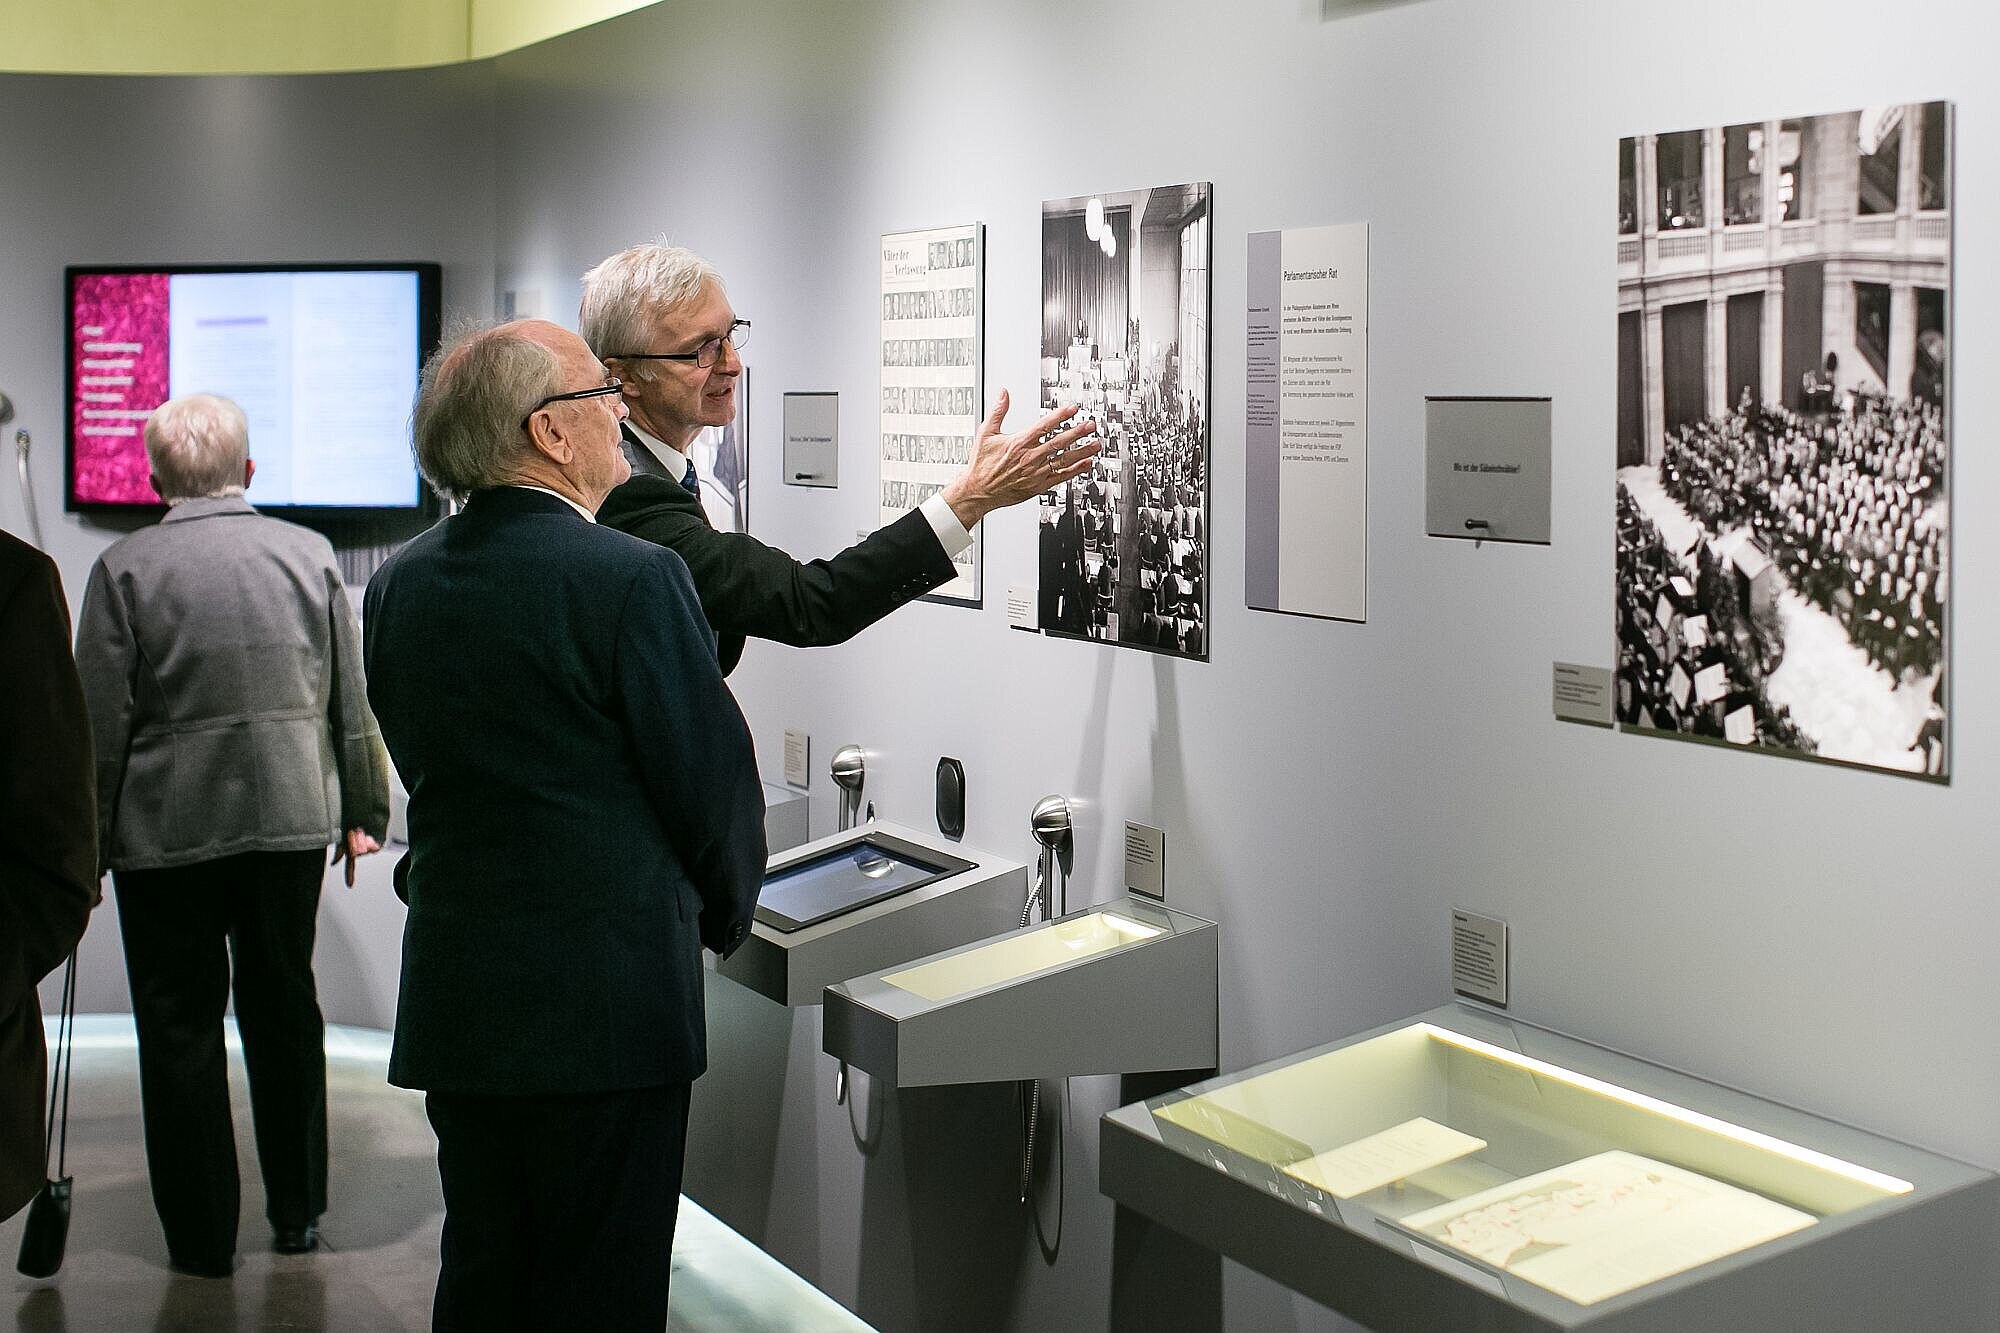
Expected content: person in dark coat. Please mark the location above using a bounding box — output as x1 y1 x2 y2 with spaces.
0 529 96 1226
365 319 766 1330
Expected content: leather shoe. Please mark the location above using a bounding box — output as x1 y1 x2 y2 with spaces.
272 1225 319 1255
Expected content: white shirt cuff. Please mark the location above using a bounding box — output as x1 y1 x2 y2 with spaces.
918 493 974 558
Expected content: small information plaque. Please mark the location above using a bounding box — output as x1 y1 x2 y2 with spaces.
1451 909 1508 1007
1124 822 1166 901
782 392 839 488
782 729 810 789
1424 397 1552 544
1006 585 1038 631
1553 662 1613 727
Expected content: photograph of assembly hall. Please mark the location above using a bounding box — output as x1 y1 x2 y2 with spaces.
1615 102 1950 778
1038 182 1212 661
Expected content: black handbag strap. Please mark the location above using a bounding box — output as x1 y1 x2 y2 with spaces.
42 948 77 1179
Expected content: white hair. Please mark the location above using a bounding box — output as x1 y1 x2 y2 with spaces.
579 240 724 383
411 319 562 503
144 394 248 502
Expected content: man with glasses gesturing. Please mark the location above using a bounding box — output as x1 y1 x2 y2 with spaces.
583 241 1101 675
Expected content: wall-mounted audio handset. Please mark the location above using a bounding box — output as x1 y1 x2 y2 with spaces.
829 745 867 1105
4 393 47 551
831 746 866 832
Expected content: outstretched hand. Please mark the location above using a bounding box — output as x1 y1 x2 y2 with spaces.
941 390 1104 528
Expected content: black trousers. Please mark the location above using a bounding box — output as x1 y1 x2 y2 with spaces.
424 1082 691 1332
113 849 328 1266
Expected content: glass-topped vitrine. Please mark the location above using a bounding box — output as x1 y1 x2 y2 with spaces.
1100 1004 1997 1330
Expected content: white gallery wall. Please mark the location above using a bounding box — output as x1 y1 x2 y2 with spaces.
3 0 1997 1328
489 1 2000 1329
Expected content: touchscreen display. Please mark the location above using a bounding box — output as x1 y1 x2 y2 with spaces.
756 841 956 933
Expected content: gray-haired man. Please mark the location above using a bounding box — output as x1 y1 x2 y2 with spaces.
584 240 1103 674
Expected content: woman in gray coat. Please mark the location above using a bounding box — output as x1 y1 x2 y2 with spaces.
75 394 389 1277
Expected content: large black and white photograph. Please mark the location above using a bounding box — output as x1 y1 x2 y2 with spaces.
1038 182 1211 659
1615 103 1950 778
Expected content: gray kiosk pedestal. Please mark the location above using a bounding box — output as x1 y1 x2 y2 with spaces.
718 820 1025 1007
762 783 809 855
822 895 1217 1086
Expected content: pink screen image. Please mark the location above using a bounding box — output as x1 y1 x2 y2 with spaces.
71 272 171 505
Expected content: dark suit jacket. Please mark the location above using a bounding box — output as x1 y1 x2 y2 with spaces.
0 531 96 1220
597 427 954 675
363 489 765 1096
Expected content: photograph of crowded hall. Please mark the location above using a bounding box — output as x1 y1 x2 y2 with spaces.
1615 103 1949 777
1038 184 1212 660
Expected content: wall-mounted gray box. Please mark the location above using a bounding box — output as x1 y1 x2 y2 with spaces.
1425 397 1552 545
783 391 839 487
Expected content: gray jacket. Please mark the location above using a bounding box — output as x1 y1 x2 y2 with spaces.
75 497 390 871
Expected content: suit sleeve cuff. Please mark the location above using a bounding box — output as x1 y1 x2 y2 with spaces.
919 493 975 558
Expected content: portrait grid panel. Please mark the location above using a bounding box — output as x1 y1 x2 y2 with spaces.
880 223 983 605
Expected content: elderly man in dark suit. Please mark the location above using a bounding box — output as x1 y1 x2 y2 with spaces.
581 240 1102 674
365 319 766 1330
75 395 389 1275
0 529 96 1228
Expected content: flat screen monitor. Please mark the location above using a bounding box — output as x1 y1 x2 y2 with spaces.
66 262 442 513
756 836 973 934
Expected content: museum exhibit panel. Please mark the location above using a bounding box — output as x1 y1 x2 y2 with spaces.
1613 102 1951 778
880 222 984 605
1037 183 1213 659
1100 1003 1998 1330
718 821 1027 1007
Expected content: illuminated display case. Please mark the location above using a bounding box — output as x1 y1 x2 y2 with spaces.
823 895 1217 1086
1099 1003 1998 1330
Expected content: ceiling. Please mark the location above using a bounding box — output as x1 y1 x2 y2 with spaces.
0 0 665 76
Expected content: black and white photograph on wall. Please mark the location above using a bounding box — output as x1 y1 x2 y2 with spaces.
882 223 983 604
1038 182 1212 660
689 366 749 534
1615 103 1950 779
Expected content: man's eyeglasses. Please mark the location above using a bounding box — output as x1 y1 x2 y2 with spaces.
607 319 751 370
522 377 622 430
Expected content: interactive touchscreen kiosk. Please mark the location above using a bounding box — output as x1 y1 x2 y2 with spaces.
719 821 1025 1007
756 839 971 933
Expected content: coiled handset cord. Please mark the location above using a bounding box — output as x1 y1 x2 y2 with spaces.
15 429 45 551
1018 865 1047 1203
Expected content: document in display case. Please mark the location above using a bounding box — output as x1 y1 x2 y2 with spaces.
1100 1004 1999 1330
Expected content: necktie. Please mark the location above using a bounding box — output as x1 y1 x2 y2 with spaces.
681 459 700 498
